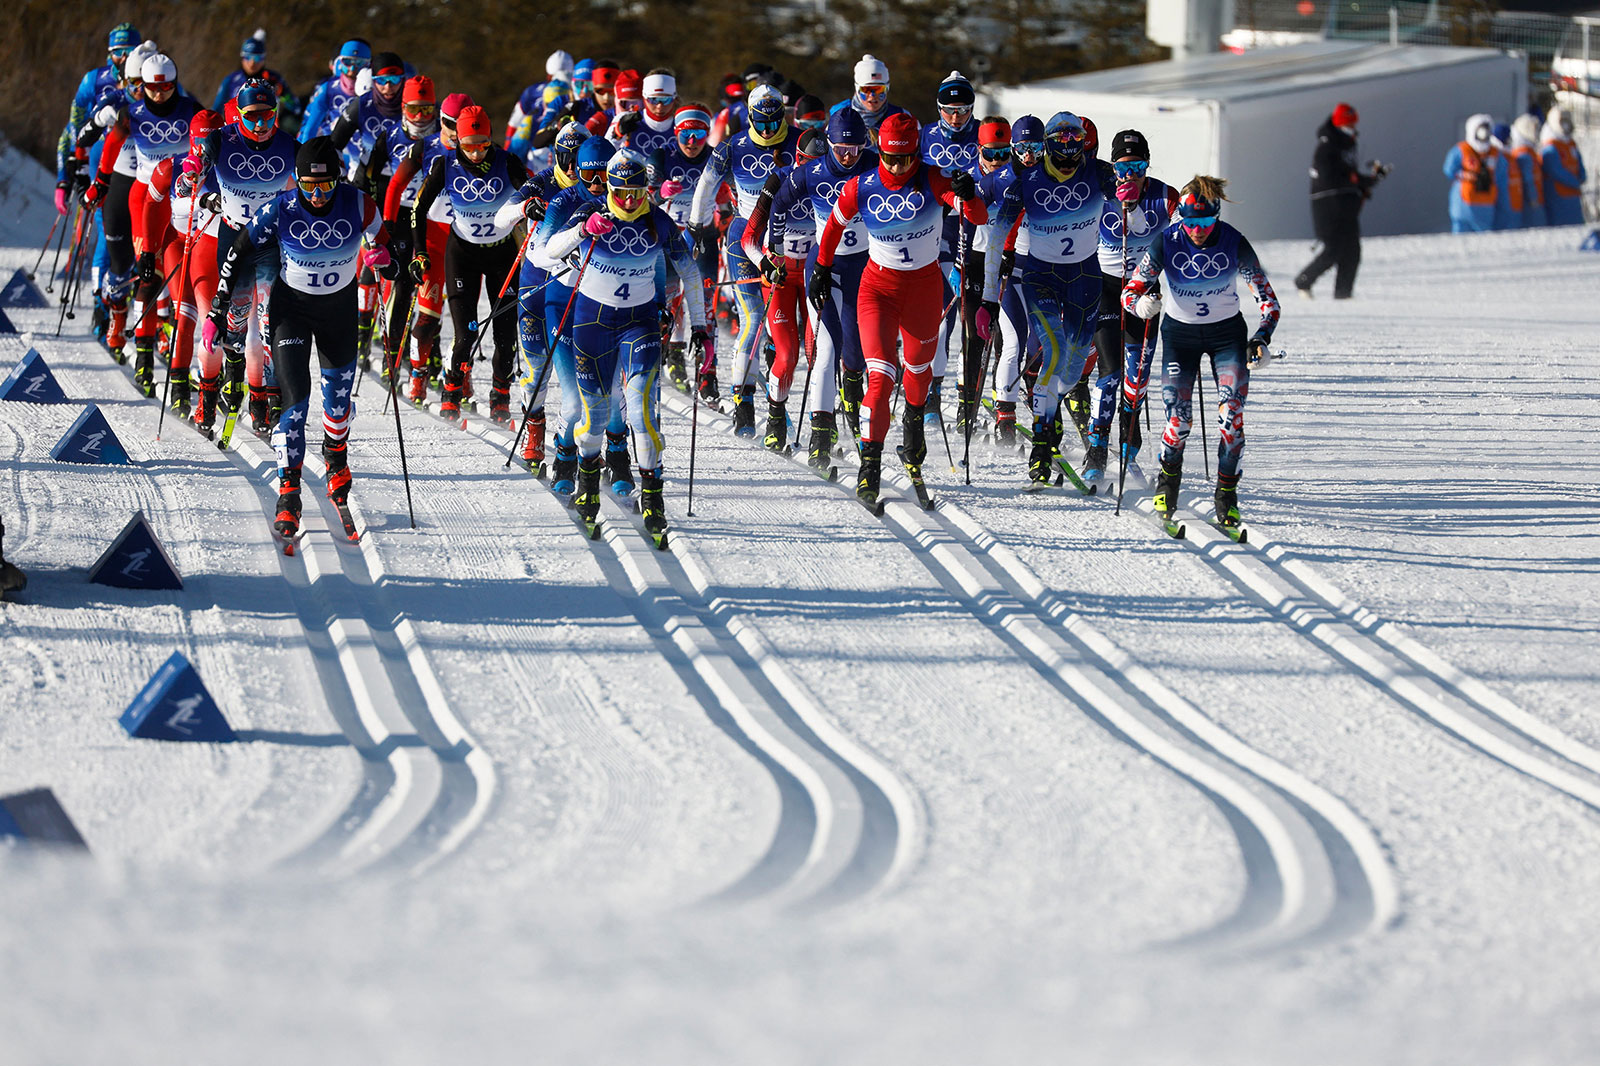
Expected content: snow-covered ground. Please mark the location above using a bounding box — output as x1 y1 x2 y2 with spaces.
2 187 1598 1063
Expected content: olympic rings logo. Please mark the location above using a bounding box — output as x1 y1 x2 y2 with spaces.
604 227 654 256
451 175 504 202
1032 183 1090 212
287 217 355 249
141 118 189 144
228 151 286 182
1170 251 1229 279
865 191 924 222
924 142 973 169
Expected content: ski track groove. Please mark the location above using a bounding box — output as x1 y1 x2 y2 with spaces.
416 383 910 910
80 329 490 879
661 385 1391 954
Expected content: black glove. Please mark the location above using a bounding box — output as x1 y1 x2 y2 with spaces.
136 251 159 286
807 262 833 312
690 224 717 260
759 255 786 287
950 170 976 200
522 197 547 223
616 110 642 137
999 247 1015 279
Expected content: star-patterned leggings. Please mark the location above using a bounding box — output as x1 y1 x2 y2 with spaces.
268 279 358 472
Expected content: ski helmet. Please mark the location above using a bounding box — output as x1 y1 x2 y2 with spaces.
1043 111 1086 171
236 79 279 142
877 112 919 157
295 136 342 208
108 22 142 52
241 29 266 61
796 128 826 163
747 83 786 145
141 54 177 96
402 76 437 137
553 120 590 176
1109 129 1149 162
188 110 224 161
794 93 826 131
547 50 574 79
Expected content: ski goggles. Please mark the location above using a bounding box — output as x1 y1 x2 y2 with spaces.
240 107 276 130
298 176 338 197
373 74 405 90
981 145 1012 162
1113 159 1149 179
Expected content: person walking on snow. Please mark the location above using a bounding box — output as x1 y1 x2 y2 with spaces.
1121 176 1280 531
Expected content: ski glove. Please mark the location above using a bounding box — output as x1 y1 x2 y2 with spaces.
691 327 714 374
975 300 999 341
807 263 833 312
950 171 976 200
583 211 613 237
82 177 108 208
136 251 159 286
53 185 68 216
759 255 786 287
409 253 430 283
1133 293 1161 320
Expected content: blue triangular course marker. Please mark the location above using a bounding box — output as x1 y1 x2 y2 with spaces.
49 404 129 465
0 307 17 334
0 268 48 309
0 348 69 404
0 788 89 849
90 511 182 590
120 651 236 743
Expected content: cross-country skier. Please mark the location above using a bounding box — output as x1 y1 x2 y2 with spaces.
810 112 987 506
979 111 1115 487
411 104 531 421
1081 128 1176 482
690 82 800 432
543 149 711 544
204 137 396 539
300 40 370 142
1121 176 1280 531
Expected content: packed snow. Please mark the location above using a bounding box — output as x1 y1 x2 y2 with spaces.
2 168 1599 1063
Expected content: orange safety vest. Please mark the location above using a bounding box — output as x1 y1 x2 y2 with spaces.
1550 139 1582 198
1510 144 1544 209
1456 142 1498 206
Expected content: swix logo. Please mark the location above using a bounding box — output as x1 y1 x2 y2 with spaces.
164 694 205 736
118 549 151 578
76 430 106 458
21 373 48 398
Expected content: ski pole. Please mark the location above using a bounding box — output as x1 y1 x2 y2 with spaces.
508 240 593 468
157 182 203 440
30 212 63 282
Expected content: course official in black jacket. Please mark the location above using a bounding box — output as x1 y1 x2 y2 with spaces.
1295 103 1388 300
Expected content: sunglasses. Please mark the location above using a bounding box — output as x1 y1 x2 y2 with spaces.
373 74 404 89
981 145 1011 161
240 108 276 128
1113 159 1148 178
298 177 338 196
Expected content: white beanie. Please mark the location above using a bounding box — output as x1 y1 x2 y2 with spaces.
854 54 889 89
643 72 676 99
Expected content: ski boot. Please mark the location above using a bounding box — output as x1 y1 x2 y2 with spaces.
168 372 191 420
521 410 546 472
195 374 220 434
839 369 865 440
639 468 668 549
438 367 464 418
489 380 512 426
732 385 756 438
955 384 979 437
275 467 303 538
665 343 689 390
604 430 635 496
808 411 837 474
132 336 156 396
1214 472 1242 529
1066 378 1092 449
763 399 789 452
248 386 271 435
857 439 884 508
550 443 579 496
1028 418 1059 487
323 438 352 504
697 366 720 406
923 378 944 435
1081 426 1108 482
573 454 603 537
994 400 1017 446
107 304 128 363
1153 459 1182 519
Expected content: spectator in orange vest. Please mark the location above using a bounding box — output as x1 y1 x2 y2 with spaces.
1539 107 1586 226
1443 114 1509 232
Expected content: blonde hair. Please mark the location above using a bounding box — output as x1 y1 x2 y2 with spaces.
1181 174 1231 205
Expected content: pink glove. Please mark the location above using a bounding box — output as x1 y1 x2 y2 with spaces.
181 154 204 177
1116 181 1140 204
659 179 684 199
583 211 613 237
200 318 220 353
361 245 391 271
975 305 994 341
54 187 68 216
